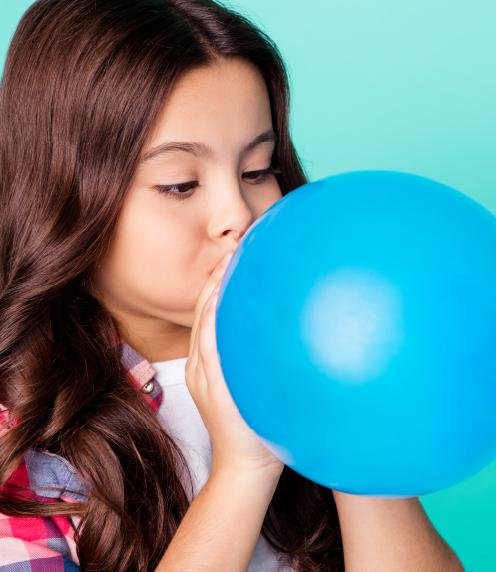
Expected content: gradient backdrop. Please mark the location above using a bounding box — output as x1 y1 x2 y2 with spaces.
1 1 495 570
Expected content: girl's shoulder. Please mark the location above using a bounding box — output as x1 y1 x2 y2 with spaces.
0 342 160 571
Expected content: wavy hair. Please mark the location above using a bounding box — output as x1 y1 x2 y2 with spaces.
0 0 344 570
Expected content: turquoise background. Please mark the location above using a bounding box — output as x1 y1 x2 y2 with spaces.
2 1 495 570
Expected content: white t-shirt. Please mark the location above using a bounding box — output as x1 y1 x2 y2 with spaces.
152 357 292 572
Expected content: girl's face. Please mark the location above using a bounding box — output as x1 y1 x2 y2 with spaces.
92 57 283 361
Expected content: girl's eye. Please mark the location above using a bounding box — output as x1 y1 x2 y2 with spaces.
243 166 283 184
154 166 283 201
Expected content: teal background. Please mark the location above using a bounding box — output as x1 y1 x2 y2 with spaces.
2 1 495 570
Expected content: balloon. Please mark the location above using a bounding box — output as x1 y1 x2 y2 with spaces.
215 170 496 497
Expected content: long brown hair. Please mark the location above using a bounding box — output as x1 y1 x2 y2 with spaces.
0 1 343 569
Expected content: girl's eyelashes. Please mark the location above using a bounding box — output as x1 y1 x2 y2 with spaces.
154 166 283 201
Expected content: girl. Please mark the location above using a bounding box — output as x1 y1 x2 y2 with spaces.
0 0 464 570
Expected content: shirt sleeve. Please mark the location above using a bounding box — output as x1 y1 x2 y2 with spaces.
0 453 81 571
0 512 80 571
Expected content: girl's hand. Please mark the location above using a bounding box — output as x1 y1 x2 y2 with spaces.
185 250 285 480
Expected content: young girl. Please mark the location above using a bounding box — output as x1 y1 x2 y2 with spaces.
0 1 464 570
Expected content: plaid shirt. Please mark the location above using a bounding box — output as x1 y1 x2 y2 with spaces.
0 341 163 571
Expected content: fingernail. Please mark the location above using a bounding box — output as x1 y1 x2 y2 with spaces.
221 252 234 266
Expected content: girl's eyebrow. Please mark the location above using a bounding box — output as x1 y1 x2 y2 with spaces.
140 129 277 164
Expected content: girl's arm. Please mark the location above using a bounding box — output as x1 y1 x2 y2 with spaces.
332 490 465 571
154 465 282 572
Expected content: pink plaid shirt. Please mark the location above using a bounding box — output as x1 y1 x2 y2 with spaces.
0 341 163 570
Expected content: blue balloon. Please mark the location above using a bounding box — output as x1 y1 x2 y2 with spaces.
215 170 496 497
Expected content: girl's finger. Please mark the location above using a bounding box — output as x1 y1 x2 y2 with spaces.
198 286 221 375
188 252 233 357
188 285 219 372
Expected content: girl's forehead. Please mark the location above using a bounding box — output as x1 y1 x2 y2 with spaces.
144 59 272 146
